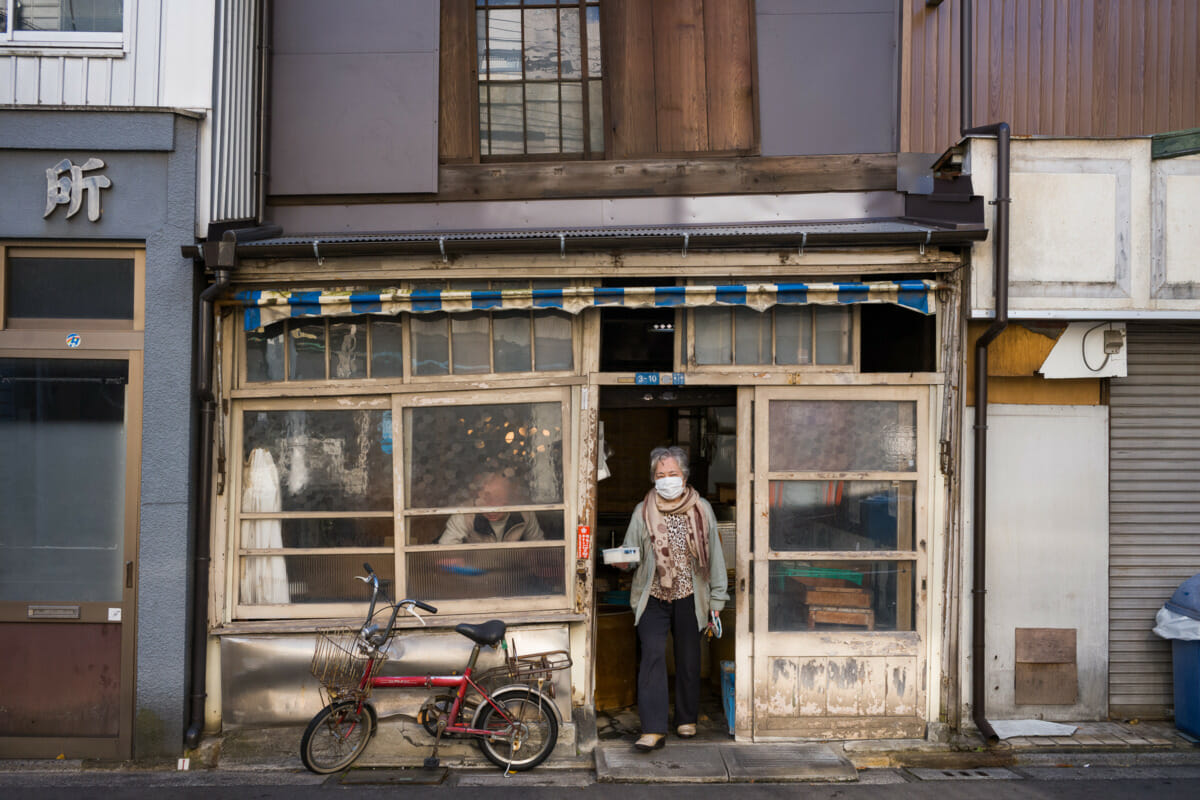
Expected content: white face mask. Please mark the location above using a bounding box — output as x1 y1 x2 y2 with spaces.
655 476 685 500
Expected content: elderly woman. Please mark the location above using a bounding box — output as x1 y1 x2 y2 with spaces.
620 446 728 752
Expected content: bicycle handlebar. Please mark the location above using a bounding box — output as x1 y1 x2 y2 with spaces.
360 562 438 615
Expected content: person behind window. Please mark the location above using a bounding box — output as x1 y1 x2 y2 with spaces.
619 446 729 752
438 472 545 544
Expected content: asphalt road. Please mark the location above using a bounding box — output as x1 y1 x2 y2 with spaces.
2 765 1200 799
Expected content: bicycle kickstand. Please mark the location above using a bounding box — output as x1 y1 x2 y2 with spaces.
423 718 447 770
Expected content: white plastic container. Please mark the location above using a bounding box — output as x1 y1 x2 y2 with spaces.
602 546 640 565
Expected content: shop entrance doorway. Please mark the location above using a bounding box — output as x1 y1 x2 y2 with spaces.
592 387 737 739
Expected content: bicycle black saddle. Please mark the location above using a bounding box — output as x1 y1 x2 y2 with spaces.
455 620 507 646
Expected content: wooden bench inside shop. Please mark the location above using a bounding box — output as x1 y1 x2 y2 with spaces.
791 579 875 631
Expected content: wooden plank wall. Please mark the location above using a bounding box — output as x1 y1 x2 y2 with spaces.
608 0 757 157
903 0 1200 154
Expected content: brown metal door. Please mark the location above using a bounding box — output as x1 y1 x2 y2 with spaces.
0 354 140 758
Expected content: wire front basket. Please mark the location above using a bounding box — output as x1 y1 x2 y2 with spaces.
310 627 387 699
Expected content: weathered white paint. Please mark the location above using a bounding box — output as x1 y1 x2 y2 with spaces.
1038 322 1128 379
960 405 1109 722
964 137 1200 317
1154 155 1200 299
1 1 215 109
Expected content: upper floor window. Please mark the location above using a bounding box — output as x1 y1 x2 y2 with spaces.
1 0 123 47
476 0 603 159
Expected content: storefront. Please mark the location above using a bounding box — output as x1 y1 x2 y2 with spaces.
195 227 974 749
0 109 199 759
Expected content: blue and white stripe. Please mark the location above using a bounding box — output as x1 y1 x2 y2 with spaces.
237 280 940 331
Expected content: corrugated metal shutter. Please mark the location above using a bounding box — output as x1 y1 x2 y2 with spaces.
1109 323 1200 717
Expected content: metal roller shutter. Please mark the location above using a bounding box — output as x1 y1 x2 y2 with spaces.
1109 323 1200 718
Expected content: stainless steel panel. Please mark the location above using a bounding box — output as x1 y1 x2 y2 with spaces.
220 624 570 727
211 0 260 222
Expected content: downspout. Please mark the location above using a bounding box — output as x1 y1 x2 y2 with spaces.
184 225 280 749
255 0 272 224
961 0 1005 744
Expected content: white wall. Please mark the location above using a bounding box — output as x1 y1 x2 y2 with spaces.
961 404 1109 722
0 0 214 109
968 138 1200 319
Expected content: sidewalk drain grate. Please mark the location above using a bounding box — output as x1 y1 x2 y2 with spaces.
337 767 448 785
907 767 1021 781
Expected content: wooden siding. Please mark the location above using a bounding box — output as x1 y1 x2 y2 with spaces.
0 0 164 106
903 0 1200 154
439 0 479 164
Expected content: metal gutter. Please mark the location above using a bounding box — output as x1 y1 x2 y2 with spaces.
180 220 986 263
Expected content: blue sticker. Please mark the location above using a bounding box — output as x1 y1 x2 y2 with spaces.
66 333 81 348
634 372 659 385
380 410 393 454
672 372 686 385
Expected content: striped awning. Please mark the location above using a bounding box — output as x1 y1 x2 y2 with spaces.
236 280 941 331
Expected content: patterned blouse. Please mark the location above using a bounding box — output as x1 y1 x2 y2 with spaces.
650 513 695 601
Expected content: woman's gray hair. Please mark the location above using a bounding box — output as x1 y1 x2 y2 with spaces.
649 445 690 481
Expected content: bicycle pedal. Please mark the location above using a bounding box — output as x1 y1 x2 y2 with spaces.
423 756 441 770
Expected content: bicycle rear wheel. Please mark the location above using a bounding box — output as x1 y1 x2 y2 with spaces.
300 700 375 774
473 686 558 771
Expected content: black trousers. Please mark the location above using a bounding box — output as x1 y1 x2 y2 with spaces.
636 594 701 734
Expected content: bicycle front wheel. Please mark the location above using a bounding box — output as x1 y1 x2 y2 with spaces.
474 686 558 771
300 700 375 774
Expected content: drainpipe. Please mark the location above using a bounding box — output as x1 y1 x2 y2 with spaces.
962 120 1009 745
959 0 1004 744
185 224 281 749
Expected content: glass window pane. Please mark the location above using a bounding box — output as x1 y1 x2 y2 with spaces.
406 511 565 546
242 517 393 550
768 400 917 473
0 358 127 603
768 560 915 632
7 257 133 319
768 481 915 551
406 546 565 601
485 9 522 80
288 320 325 381
525 83 560 154
588 78 604 153
561 82 583 153
558 8 581 79
774 306 811 365
733 307 770 365
405 401 564 509
493 311 532 372
242 554 394 605
411 313 449 376
534 311 573 371
586 4 602 76
488 83 524 155
242 409 393 512
524 8 558 80
370 318 405 378
246 320 285 382
694 308 732 365
17 0 122 33
451 312 490 373
815 306 851 365
478 84 490 156
329 320 367 379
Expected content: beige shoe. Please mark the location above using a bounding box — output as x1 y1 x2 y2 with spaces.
634 733 666 752
676 723 697 738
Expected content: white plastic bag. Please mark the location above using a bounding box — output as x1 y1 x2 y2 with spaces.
1153 606 1200 641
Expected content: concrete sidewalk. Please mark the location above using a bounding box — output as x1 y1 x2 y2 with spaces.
3 719 1198 785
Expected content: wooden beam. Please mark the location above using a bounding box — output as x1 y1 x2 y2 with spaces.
436 154 897 203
